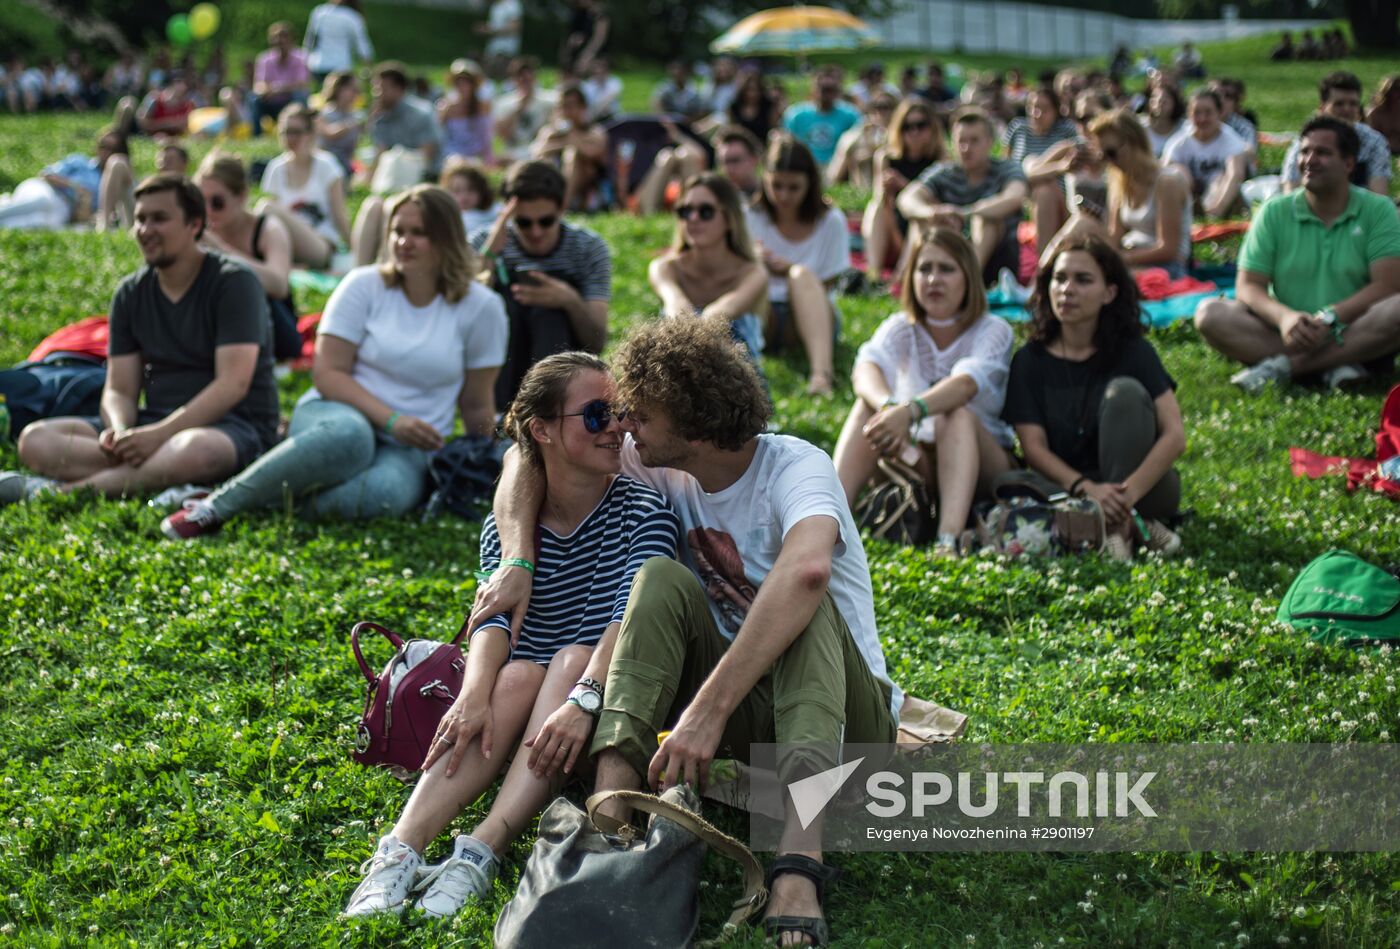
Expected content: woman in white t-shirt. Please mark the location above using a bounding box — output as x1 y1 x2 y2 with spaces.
161 186 506 539
745 135 850 395
833 227 1014 556
304 0 374 78
257 104 351 268
1162 89 1248 219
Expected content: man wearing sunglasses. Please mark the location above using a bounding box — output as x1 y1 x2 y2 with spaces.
472 319 900 946
471 160 611 405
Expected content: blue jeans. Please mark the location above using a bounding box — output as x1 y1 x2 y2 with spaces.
206 398 429 521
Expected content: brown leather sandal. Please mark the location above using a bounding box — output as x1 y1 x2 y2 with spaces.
761 853 841 947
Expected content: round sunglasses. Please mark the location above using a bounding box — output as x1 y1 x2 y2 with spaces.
545 399 627 434
675 203 718 221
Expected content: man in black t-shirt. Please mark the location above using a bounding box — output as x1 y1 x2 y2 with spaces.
1 174 277 506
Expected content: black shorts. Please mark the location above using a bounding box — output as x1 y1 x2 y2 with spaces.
77 409 271 471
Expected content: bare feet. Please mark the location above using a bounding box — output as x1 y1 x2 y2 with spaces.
805 370 835 397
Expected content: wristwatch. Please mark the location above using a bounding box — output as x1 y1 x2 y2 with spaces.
567 684 602 715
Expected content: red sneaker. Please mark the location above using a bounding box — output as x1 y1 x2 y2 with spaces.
161 497 223 540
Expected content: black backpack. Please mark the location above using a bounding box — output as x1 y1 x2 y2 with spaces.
0 354 106 438
422 435 509 520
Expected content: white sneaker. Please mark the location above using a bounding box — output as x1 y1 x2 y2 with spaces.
1141 519 1182 557
0 471 57 507
343 835 422 918
1323 363 1369 390
1230 354 1291 394
414 835 498 919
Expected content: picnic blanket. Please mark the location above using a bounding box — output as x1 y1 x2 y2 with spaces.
1290 384 1400 501
989 267 1236 328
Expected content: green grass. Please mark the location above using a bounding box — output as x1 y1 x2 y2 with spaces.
3 35 1400 948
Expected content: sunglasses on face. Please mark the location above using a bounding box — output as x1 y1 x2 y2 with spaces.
549 399 626 434
207 194 226 211
514 214 558 231
676 203 718 221
1100 146 1119 161
902 120 931 132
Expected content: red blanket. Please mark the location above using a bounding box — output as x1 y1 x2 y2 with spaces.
1290 384 1400 500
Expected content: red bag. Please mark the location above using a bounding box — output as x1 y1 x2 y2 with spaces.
26 315 110 363
351 620 469 777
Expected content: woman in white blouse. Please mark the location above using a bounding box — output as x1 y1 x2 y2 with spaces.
258 104 351 268
833 227 1014 555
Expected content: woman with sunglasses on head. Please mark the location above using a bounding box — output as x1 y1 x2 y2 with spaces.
1001 237 1185 562
649 172 768 366
343 352 681 920
833 227 1015 557
860 97 945 286
161 186 507 539
257 104 351 270
1045 109 1192 278
193 152 303 362
745 135 850 396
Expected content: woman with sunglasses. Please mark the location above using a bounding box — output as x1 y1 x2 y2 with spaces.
861 97 944 286
161 185 507 539
648 172 768 365
1001 237 1185 562
193 151 303 362
257 103 351 270
833 227 1014 557
745 135 850 396
343 352 681 919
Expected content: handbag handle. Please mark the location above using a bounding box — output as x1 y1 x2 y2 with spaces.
876 456 924 489
349 621 404 684
585 788 768 932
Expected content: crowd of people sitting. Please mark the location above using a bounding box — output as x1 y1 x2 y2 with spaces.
2 14 1400 945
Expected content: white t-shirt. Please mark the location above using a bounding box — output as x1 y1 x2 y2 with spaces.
1162 124 1247 190
462 203 500 234
309 266 508 436
619 433 901 718
493 88 556 161
855 312 1015 447
582 74 623 120
486 0 523 57
744 205 851 303
304 3 374 75
260 150 345 244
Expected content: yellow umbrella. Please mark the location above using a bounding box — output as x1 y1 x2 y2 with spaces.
711 5 880 56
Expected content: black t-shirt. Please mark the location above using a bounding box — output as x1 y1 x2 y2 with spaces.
107 251 279 443
1001 337 1175 474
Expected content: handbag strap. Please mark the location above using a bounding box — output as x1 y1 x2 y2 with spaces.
349 621 403 684
585 789 768 931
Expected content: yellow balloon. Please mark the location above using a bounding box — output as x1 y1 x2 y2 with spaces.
189 3 221 40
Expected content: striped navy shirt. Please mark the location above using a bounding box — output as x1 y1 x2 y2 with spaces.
1002 116 1078 164
476 476 681 663
468 219 613 302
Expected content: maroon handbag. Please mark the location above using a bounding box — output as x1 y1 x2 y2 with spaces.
351 619 470 777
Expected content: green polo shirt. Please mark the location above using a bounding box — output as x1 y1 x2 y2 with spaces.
1238 186 1400 314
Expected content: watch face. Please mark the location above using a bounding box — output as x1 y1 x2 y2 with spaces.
577 689 602 713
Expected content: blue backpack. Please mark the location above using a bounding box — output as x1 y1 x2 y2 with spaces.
0 354 106 440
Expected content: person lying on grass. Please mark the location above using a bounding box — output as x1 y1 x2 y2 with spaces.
160 185 505 538
472 318 901 947
1 174 279 508
343 352 681 920
833 227 1015 558
1001 237 1186 562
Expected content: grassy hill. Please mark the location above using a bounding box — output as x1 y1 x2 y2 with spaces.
1 31 1399 949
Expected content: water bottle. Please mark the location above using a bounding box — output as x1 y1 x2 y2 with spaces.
1380 456 1400 481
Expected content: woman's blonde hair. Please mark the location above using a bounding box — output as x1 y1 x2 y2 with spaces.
195 150 247 196
1089 109 1158 211
378 185 475 304
885 97 944 164
670 172 755 262
899 226 987 329
501 351 610 468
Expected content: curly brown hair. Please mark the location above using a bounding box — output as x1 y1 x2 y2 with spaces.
612 319 770 451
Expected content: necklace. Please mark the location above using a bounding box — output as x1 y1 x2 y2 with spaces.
1049 340 1097 440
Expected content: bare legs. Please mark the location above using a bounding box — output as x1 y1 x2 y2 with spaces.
785 265 836 396
97 154 134 232
635 144 705 215
860 195 902 284
351 196 386 267
256 198 336 269
1195 295 1400 374
17 419 241 497
1029 180 1068 259
389 646 591 858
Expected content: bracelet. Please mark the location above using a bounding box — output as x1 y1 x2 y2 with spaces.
1069 475 1088 497
881 396 899 409
909 397 930 422
385 411 401 433
499 557 535 575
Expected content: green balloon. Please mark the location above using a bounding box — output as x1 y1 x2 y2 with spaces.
167 14 193 46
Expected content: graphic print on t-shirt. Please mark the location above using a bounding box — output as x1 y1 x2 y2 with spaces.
687 526 756 633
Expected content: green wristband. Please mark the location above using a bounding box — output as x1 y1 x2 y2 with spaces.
910 397 930 421
385 411 401 434
500 557 535 575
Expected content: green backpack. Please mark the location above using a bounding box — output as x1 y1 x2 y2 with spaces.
1277 550 1400 646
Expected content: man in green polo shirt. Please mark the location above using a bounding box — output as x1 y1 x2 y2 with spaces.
1194 115 1400 393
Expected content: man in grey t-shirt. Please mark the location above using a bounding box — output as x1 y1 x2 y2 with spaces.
1 174 277 506
367 60 442 179
897 106 1029 284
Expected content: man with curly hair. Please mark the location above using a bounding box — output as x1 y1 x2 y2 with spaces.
471 319 899 947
